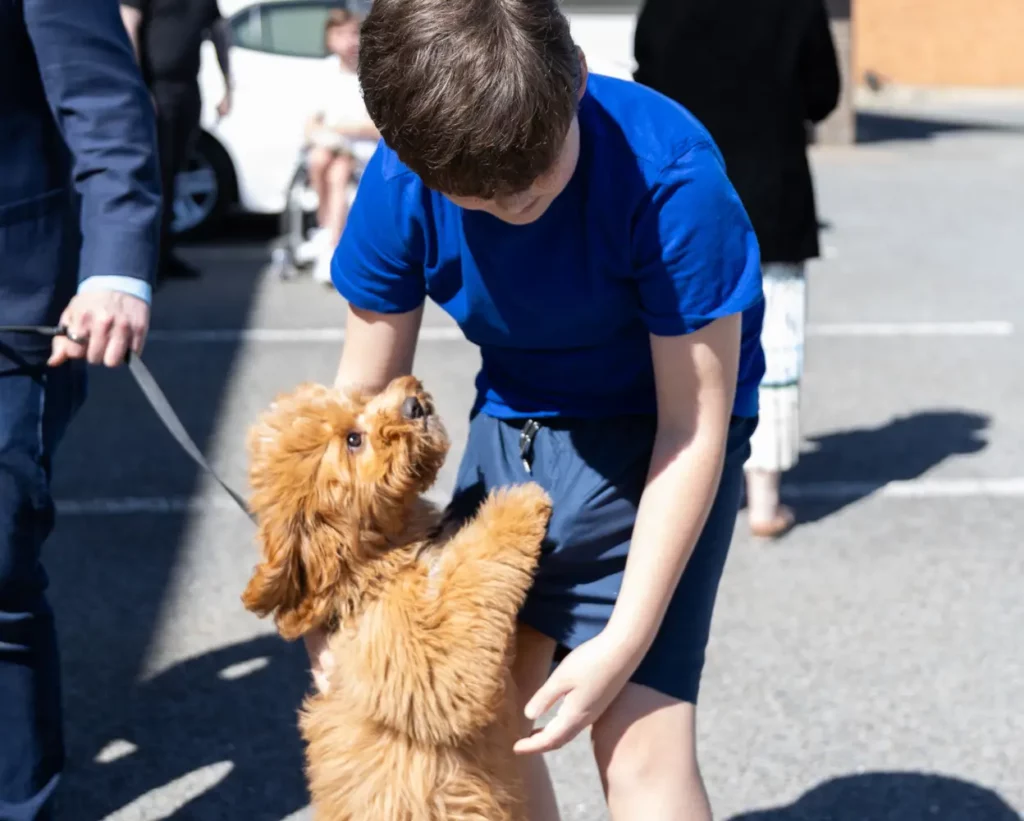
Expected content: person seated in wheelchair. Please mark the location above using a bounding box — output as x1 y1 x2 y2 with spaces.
302 5 379 282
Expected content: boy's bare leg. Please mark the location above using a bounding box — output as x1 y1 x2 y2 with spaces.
592 683 711 821
512 623 561 821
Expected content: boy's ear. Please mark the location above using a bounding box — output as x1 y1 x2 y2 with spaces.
576 46 589 100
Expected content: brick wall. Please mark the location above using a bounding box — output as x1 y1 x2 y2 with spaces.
855 0 1024 87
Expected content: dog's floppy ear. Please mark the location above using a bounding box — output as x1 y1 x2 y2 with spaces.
241 382 356 640
242 513 352 640
241 515 305 632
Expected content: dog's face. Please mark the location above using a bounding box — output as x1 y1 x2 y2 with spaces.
241 376 449 638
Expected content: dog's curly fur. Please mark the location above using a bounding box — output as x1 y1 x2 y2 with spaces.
241 376 552 820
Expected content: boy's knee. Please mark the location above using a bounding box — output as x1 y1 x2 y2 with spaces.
591 687 701 794
593 724 665 793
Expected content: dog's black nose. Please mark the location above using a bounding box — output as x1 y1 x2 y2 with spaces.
401 396 425 420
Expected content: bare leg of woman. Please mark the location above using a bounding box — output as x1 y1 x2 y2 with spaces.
323 151 356 247
313 151 356 283
306 145 335 228
744 261 806 539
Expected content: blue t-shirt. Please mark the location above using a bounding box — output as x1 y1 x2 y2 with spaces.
332 73 765 420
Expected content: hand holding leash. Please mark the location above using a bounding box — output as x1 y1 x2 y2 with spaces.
48 289 150 368
1 319 254 522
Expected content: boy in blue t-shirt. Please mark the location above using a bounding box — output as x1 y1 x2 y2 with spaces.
311 0 765 816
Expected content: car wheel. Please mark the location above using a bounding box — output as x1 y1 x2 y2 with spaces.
171 132 237 240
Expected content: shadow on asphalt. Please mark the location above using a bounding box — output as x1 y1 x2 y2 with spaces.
60 636 310 820
729 771 1022 821
781 409 990 526
856 111 1024 144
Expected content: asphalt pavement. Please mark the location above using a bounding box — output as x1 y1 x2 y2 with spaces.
43 91 1024 820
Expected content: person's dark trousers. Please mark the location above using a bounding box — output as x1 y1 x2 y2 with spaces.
150 78 202 279
0 360 86 821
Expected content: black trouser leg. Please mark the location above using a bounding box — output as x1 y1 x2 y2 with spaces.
151 80 202 278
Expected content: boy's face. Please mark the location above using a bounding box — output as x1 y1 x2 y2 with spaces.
443 52 588 226
444 117 581 226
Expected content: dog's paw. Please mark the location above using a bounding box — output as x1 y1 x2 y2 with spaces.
481 483 552 559
499 482 553 524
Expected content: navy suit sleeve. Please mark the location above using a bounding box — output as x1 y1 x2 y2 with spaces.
24 0 162 288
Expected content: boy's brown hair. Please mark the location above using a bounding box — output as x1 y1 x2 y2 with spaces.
357 0 580 198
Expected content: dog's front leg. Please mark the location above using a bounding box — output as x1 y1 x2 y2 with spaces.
339 483 551 745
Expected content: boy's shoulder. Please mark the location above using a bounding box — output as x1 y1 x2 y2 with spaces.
581 73 722 176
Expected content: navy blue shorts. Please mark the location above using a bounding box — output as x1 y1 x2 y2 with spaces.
447 411 757 704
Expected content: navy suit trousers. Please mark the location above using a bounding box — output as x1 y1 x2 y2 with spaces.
0 361 85 821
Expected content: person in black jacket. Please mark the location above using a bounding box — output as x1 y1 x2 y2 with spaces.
634 0 840 538
120 0 234 283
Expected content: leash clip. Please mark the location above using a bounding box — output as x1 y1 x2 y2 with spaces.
518 419 540 474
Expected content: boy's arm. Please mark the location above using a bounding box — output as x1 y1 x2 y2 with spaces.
517 141 760 754
608 141 757 652
305 146 427 690
302 303 422 690
333 304 422 392
605 315 738 649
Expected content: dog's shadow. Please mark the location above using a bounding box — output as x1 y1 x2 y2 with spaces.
61 634 311 821
727 771 1022 821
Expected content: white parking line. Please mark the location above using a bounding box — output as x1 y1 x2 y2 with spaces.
53 478 1024 516
144 321 1013 344
805 321 1014 337
782 478 1024 500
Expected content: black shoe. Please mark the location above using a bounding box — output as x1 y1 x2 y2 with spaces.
159 255 201 281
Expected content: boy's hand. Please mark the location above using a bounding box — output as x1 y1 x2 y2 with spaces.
513 629 644 755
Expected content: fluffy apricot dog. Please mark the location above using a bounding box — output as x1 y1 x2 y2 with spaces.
240 375 552 820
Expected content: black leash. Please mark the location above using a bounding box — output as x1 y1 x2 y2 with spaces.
0 324 255 523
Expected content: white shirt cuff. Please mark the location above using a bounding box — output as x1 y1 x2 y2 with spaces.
78 275 153 305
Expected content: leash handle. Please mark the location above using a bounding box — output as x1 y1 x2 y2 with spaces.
0 324 64 337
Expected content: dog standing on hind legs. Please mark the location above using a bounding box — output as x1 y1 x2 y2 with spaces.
240 375 552 820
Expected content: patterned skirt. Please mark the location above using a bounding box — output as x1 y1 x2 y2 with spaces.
746 262 807 472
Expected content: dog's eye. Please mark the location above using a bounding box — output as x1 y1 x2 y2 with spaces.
346 432 363 450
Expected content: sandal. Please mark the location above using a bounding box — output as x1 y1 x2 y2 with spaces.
749 504 796 540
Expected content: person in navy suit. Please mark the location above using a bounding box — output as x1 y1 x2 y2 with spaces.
0 1 160 818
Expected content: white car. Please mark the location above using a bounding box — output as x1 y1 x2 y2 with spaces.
174 0 639 238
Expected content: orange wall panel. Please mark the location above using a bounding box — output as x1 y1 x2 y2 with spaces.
854 0 1024 87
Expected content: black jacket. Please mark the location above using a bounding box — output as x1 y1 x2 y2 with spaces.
634 0 840 263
